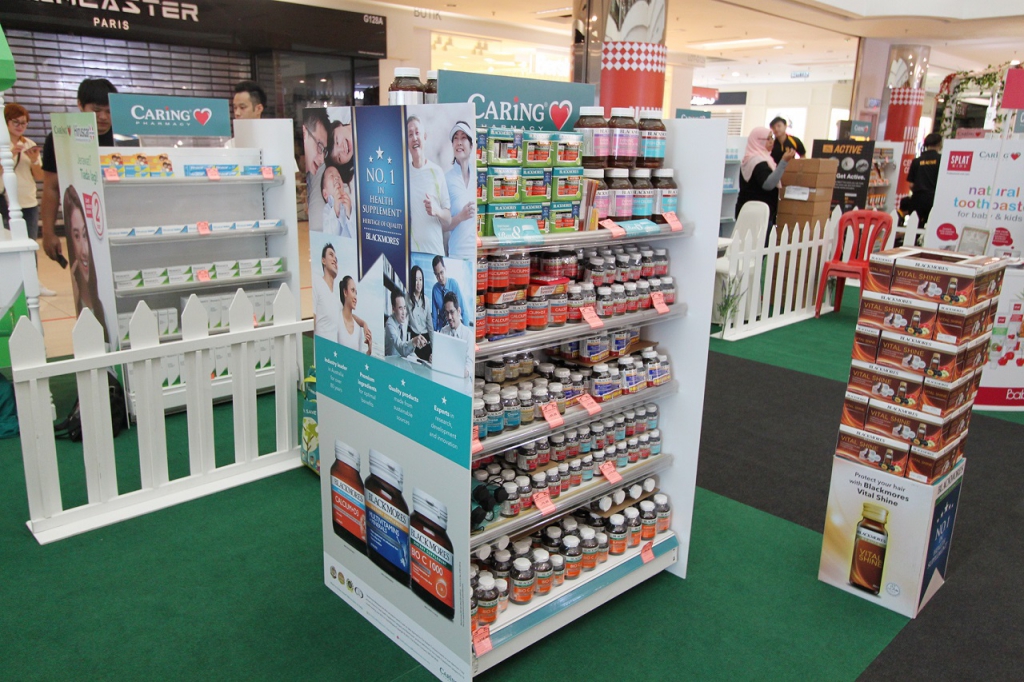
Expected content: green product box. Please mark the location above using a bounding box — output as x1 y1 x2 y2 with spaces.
552 166 584 202
486 126 523 166
552 132 583 167
519 167 552 203
523 131 554 167
485 202 549 236
548 201 581 232
487 166 521 203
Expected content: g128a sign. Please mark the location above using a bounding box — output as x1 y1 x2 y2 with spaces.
437 71 595 132
109 94 231 138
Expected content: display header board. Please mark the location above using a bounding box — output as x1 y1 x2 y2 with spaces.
437 71 595 131
675 109 711 119
813 139 875 212
110 94 231 138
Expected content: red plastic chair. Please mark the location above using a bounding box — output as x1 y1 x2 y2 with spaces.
815 210 893 317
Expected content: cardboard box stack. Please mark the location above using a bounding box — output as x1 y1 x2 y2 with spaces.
778 157 839 229
818 247 1007 617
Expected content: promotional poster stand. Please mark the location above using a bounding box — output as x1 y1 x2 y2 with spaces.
313 97 721 680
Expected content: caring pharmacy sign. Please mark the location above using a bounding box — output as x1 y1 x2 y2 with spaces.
437 71 595 131
109 93 231 137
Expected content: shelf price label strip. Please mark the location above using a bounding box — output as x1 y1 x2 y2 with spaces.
485 533 679 652
492 218 546 246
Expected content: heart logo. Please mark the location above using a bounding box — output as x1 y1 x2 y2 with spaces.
1012 152 1021 161
194 108 212 126
549 100 572 130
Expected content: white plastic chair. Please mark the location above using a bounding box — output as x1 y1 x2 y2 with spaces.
714 201 769 324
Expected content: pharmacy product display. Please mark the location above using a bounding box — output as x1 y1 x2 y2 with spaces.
51 115 300 412
819 246 1008 617
315 94 720 681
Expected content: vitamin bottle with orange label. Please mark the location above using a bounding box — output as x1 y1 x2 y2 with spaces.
607 513 628 555
475 574 499 626
562 535 583 580
330 440 367 554
639 500 658 541
653 493 672 534
533 549 554 596
410 488 455 620
850 502 889 595
580 527 599 572
510 557 536 605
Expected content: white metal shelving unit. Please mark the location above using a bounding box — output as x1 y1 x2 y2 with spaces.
720 139 742 237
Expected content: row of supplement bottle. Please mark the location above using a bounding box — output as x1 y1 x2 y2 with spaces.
329 443 456 620
470 492 673 625
576 106 667 169
588 167 677 224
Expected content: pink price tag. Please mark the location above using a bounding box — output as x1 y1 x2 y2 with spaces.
578 393 601 416
472 426 483 454
641 541 655 564
196 269 211 282
541 401 564 428
260 166 274 179
473 626 493 656
652 292 670 315
103 167 120 182
663 211 683 232
600 460 623 484
600 219 626 238
581 305 604 329
197 221 211 235
534 490 556 516
206 166 220 180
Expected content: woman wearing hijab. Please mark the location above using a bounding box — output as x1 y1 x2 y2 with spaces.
737 126 796 231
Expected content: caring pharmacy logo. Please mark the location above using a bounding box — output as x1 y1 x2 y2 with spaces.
468 93 573 130
130 104 213 128
947 151 974 173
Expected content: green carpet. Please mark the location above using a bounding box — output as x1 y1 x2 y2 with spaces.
710 288 1024 426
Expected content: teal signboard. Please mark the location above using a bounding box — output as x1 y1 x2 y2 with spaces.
675 109 711 119
109 94 231 138
437 71 595 131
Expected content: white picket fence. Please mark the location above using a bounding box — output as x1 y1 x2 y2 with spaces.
886 211 927 249
10 285 313 544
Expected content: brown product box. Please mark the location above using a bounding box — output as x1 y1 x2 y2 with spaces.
866 247 925 293
786 158 840 175
852 324 881 363
841 391 870 429
875 331 965 380
920 370 975 416
943 402 973 444
835 425 910 476
858 291 938 338
485 289 526 305
954 432 967 464
969 366 983 399
780 185 832 202
906 436 962 484
863 399 943 449
934 300 990 344
889 252 1006 308
847 359 924 408
964 332 992 372
782 171 835 189
527 275 569 297
984 299 998 333
777 196 833 218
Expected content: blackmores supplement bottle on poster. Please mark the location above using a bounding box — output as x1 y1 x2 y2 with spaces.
331 440 367 554
410 488 455 619
365 449 411 584
849 502 889 595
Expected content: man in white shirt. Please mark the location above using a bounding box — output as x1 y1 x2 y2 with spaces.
406 115 451 255
385 291 426 358
439 291 473 377
312 243 342 340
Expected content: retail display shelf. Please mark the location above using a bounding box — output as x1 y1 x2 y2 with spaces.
720 216 735 223
476 305 687 361
474 531 678 672
120 322 276 348
724 158 740 165
469 454 672 549
114 272 289 298
477 221 693 253
109 226 288 246
103 175 284 188
147 365 278 408
476 380 679 458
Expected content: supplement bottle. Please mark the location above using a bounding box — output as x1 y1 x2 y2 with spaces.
607 513 628 555
608 107 639 168
331 440 367 554
501 388 521 431
551 554 565 587
558 462 571 492
510 557 536 605
546 468 561 499
475 574 499 625
575 106 610 168
654 493 672 533
473 398 487 442
531 472 548 503
533 549 554 596
651 169 678 224
388 67 424 105
639 500 658 541
580 527 599 572
637 109 667 168
624 506 642 547
569 458 583 487
470 595 477 631
606 169 634 222
518 390 535 426
584 168 611 221
411 488 455 619
484 394 504 437
365 449 411 584
501 482 520 518
492 549 513 581
424 70 438 104
630 168 654 220
850 503 889 595
496 578 510 613
562 535 583 580
595 531 610 564
543 525 563 554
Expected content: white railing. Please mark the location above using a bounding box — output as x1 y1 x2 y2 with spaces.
10 285 313 544
717 213 839 341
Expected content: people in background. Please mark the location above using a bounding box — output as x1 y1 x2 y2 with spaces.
338 275 371 354
738 126 795 231
444 120 478 259
407 265 432 361
430 255 469 331
303 108 331 233
769 116 805 163
904 133 943 227
2 104 52 295
439 291 473 377
385 290 426 358
232 81 266 119
407 115 451 255
63 185 108 336
40 78 117 264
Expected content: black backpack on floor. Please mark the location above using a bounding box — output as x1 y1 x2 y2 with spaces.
54 372 128 442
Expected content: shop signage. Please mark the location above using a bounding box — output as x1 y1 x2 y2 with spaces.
437 71 595 131
851 120 872 138
813 139 875 212
1 0 386 57
675 109 711 119
109 94 230 138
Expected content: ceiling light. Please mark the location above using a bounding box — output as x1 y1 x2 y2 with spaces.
1012 59 1021 66
731 71 740 77
535 6 572 15
690 38 785 51
320 78 327 82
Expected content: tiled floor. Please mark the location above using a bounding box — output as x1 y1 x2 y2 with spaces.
39 222 315 359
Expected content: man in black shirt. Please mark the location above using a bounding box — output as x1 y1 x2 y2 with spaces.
770 116 806 163
905 133 942 227
40 78 118 262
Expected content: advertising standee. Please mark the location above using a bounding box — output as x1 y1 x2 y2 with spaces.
812 139 875 212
